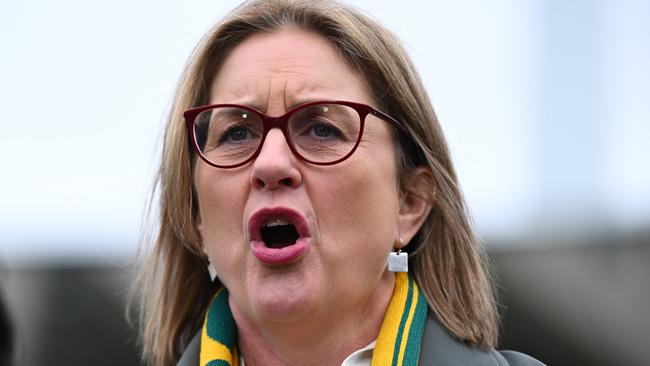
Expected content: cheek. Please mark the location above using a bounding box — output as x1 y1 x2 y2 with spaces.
194 167 250 263
311 151 400 258
306 157 399 300
196 171 244 223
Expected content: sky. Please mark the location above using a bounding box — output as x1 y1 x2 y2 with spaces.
1 0 648 264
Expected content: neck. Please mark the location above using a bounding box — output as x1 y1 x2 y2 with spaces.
232 273 395 366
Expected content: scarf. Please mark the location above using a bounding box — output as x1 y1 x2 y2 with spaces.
199 272 428 366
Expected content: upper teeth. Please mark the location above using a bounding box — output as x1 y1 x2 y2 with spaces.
264 218 290 227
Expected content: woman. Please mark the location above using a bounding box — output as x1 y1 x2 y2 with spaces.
132 1 543 365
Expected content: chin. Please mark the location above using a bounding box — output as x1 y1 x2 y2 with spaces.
247 268 319 322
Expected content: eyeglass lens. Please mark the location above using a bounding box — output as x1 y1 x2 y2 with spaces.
193 103 361 166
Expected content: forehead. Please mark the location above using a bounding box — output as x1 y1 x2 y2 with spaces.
209 28 373 110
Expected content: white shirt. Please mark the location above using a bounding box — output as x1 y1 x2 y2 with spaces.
340 340 376 366
239 340 376 366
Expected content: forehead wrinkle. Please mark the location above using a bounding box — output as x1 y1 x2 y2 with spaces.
215 77 343 114
211 48 366 111
211 68 317 104
210 76 258 104
282 78 287 112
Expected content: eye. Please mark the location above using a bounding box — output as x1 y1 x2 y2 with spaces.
290 104 354 146
311 123 336 138
217 123 260 145
226 126 249 142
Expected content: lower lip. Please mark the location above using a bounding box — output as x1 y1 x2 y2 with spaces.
250 238 308 265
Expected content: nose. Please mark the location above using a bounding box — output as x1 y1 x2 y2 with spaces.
250 128 302 190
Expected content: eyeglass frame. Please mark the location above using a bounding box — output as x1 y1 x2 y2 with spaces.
183 100 412 169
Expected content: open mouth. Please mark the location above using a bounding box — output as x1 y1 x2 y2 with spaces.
248 208 310 265
249 207 309 246
261 218 300 249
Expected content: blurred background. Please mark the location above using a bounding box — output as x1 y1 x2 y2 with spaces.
1 0 648 365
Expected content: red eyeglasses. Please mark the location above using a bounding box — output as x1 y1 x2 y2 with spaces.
184 100 410 169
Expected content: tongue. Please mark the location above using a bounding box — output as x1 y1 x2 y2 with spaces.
261 224 299 248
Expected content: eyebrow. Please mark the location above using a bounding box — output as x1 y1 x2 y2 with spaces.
214 97 335 115
286 97 322 110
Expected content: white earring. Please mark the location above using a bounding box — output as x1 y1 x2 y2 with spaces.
388 238 408 272
207 261 218 281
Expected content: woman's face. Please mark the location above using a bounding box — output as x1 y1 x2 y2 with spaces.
195 29 404 324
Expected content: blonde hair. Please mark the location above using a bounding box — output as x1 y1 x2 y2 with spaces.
131 1 499 364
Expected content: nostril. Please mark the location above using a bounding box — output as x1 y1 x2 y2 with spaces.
252 176 295 190
279 177 293 186
254 178 266 189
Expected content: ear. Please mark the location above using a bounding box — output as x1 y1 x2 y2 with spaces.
397 167 434 247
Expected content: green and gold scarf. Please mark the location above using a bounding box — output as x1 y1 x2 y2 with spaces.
199 272 428 366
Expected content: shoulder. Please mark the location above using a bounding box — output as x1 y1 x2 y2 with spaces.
496 350 546 366
176 331 201 366
177 313 545 366
420 312 545 366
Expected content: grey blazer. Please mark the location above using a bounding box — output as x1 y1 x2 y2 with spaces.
176 312 544 366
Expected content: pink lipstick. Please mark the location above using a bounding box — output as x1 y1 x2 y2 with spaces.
248 207 310 265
